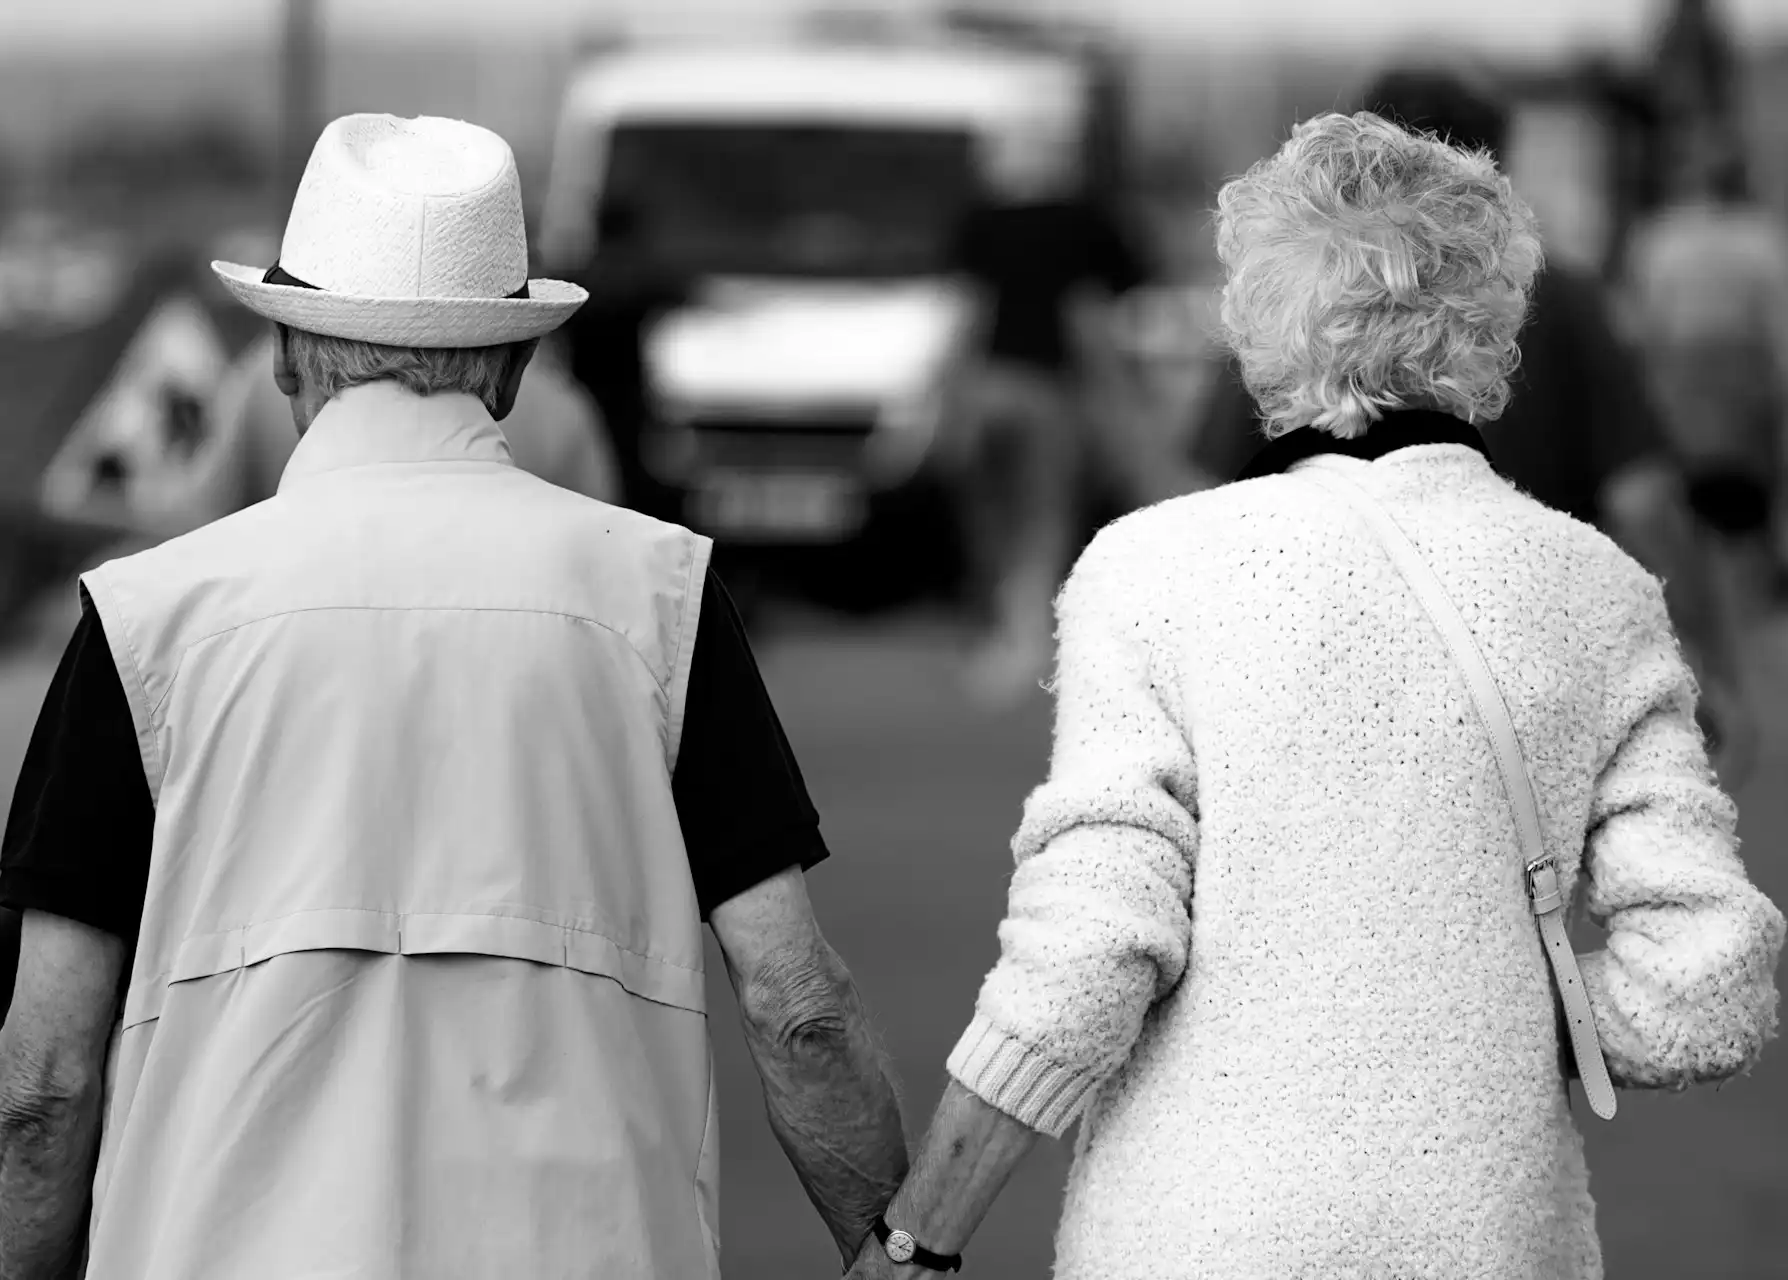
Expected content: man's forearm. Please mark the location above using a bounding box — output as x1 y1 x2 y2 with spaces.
0 1091 101 1280
739 949 909 1263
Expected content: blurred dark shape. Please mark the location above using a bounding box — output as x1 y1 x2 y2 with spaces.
1654 0 1741 127
560 200 692 515
1361 67 1509 155
0 907 16 1025
597 122 976 280
1706 152 1753 203
950 197 1149 376
161 386 208 459
91 452 131 490
570 26 628 61
803 6 912 43
1652 0 1746 204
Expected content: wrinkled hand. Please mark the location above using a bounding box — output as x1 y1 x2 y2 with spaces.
1698 676 1760 792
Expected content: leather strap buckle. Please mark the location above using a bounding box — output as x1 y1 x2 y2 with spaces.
1524 856 1562 915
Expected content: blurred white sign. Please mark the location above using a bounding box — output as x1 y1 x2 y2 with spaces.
0 237 129 334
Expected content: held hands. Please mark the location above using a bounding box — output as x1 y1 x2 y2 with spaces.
842 1233 925 1280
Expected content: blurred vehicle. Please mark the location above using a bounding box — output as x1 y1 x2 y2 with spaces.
538 26 1112 607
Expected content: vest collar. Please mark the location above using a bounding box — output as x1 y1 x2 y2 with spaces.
278 382 514 493
1236 409 1498 482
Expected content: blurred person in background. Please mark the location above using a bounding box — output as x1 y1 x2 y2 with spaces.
849 109 1783 1280
0 114 907 1279
558 201 695 515
1624 144 1788 605
214 320 621 508
944 112 1151 703
1187 65 1758 788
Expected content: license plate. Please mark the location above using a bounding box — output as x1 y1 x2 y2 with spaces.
688 472 865 541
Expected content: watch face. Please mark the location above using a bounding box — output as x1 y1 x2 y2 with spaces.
885 1229 917 1264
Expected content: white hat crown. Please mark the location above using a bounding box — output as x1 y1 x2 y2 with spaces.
280 115 529 302
210 114 585 348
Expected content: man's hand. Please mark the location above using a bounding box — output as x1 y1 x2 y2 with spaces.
708 867 909 1266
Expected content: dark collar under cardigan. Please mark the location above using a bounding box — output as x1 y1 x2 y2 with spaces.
1236 409 1501 482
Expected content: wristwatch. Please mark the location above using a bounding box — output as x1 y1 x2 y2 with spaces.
873 1214 963 1273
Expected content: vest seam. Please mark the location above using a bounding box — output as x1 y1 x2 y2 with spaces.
148 604 669 720
122 906 710 1032
664 536 713 773
145 905 705 975
81 570 168 796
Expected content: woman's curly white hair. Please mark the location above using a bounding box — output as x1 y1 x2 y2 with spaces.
1215 110 1544 439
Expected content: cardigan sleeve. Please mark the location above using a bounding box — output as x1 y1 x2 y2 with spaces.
947 519 1199 1137
1577 578 1784 1090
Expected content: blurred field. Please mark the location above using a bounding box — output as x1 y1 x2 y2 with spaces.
5 588 1783 1276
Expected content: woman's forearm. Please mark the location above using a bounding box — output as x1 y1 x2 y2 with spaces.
881 1079 1041 1256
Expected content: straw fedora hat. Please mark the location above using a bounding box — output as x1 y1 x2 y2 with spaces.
212 114 586 348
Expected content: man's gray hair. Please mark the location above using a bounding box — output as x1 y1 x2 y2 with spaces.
286 328 520 411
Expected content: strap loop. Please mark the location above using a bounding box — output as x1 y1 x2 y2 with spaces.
1295 462 1617 1121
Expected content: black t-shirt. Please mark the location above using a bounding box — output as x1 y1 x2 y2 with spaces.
1191 264 1671 523
949 198 1149 371
0 569 825 978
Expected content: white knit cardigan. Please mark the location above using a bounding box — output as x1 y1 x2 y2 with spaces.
947 446 1785 1280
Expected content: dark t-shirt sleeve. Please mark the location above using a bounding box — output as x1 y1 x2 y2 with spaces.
672 570 829 919
0 598 156 944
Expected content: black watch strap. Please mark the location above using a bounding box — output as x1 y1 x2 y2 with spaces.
872 1214 963 1273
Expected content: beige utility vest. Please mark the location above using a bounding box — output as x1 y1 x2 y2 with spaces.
78 383 718 1279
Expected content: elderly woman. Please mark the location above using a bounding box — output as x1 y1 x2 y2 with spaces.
848 112 1785 1279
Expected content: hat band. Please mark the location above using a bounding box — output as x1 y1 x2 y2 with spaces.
261 262 531 300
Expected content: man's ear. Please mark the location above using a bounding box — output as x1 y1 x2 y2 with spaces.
271 323 300 398
490 339 540 422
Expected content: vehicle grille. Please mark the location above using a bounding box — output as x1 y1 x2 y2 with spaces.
681 417 876 471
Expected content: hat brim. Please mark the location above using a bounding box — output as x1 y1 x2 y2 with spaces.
211 261 588 348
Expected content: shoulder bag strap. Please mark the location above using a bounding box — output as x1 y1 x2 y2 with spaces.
1295 463 1617 1121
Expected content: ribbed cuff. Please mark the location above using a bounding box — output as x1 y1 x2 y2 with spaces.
945 1013 1104 1139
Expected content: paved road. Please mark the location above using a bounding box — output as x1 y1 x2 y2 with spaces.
0 596 1782 1277
717 603 1788 1278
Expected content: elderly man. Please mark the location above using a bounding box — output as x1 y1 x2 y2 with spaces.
0 114 907 1278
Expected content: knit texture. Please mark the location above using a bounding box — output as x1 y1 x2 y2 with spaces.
946 446 1785 1280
